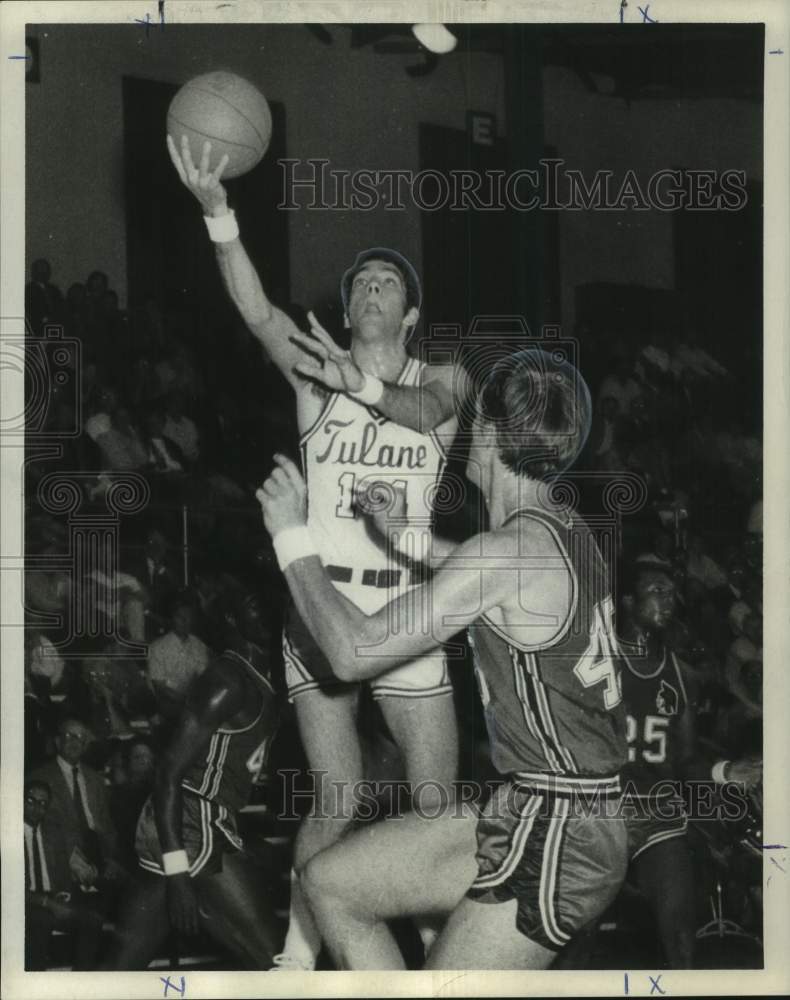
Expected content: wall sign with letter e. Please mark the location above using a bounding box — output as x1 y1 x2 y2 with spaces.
467 111 496 146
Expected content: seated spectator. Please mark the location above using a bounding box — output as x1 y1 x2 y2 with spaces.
81 642 155 747
24 779 104 971
587 395 625 470
673 328 729 382
145 409 186 475
25 258 64 334
25 631 64 769
122 526 180 638
30 719 127 903
685 534 729 593
162 392 200 464
636 528 676 571
109 738 157 872
93 406 150 472
725 613 762 719
82 565 147 644
146 596 210 717
597 354 643 415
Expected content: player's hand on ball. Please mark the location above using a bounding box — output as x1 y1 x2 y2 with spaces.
256 454 308 536
167 135 230 215
167 873 200 936
290 311 366 394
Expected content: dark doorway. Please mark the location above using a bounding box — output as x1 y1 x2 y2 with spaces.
419 123 513 333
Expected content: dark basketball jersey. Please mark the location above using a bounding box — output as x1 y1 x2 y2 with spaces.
181 648 278 813
467 508 627 792
619 646 688 794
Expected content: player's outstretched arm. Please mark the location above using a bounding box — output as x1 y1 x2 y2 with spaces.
257 455 518 681
167 134 304 385
291 312 463 432
152 659 247 934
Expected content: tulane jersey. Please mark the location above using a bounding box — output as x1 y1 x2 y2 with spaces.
301 357 448 613
467 508 627 790
181 648 278 813
620 647 689 794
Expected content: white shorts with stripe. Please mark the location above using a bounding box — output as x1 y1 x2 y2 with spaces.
135 788 242 878
282 602 452 702
467 781 628 951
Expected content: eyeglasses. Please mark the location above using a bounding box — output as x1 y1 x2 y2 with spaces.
25 796 49 807
61 730 89 742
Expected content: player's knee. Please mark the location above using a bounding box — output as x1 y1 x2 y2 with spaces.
301 852 349 913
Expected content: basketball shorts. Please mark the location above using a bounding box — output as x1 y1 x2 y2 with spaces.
626 795 688 861
282 601 452 702
135 787 243 878
466 781 628 951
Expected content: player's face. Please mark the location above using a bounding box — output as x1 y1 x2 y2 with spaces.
634 570 676 632
238 595 270 646
347 261 408 337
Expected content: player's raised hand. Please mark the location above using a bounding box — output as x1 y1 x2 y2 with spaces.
290 311 366 394
256 453 308 536
358 480 408 541
166 135 230 215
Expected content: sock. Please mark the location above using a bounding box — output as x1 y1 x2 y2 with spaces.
281 869 321 968
415 915 441 957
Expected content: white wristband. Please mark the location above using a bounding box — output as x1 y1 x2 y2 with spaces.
273 526 318 572
349 373 384 407
711 760 730 784
204 210 239 243
162 849 189 876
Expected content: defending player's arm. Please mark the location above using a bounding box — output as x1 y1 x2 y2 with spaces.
166 135 304 385
258 455 535 680
673 661 761 787
153 659 247 934
291 313 463 432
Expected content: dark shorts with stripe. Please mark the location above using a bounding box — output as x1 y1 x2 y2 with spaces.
135 788 243 878
282 601 452 702
626 796 688 861
466 781 628 951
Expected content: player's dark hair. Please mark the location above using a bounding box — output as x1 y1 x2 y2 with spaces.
340 248 422 314
478 349 591 479
621 559 674 599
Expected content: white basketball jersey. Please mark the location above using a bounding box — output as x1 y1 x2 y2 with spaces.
301 357 448 613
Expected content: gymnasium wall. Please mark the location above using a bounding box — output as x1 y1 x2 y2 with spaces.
25 24 505 310
25 25 761 333
542 64 762 331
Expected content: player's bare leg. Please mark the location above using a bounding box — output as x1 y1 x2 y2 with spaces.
278 685 363 968
633 836 695 968
196 851 280 968
378 693 459 798
378 691 460 954
302 800 478 969
425 897 556 970
101 875 170 970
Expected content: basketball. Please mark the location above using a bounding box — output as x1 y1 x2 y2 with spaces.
167 71 272 179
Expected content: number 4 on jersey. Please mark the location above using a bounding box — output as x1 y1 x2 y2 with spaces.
573 597 622 709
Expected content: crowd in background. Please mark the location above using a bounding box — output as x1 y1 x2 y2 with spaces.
22 257 763 969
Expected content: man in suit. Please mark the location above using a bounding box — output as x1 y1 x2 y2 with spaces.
31 717 126 897
24 779 104 970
